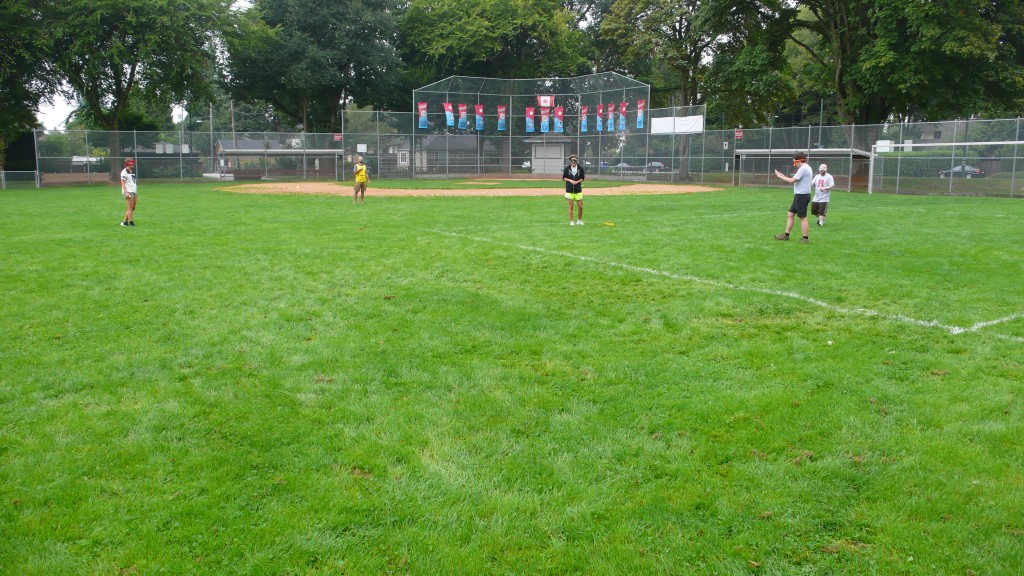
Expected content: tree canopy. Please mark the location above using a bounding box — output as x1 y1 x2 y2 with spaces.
224 0 406 131
401 0 591 82
45 0 230 131
0 1 53 166
790 0 1024 124
8 0 1024 135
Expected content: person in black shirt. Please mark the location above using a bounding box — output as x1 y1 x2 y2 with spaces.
562 154 585 225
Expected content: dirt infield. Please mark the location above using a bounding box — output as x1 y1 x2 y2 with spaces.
222 181 722 197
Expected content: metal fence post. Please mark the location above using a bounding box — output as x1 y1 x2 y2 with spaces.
85 130 92 185
1011 118 1020 197
32 128 41 187
895 122 904 195
949 122 958 195
848 124 855 192
868 144 875 194
179 125 185 181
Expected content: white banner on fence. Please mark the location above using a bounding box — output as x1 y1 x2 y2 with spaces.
651 115 705 134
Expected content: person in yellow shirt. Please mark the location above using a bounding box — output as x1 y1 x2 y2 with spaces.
353 156 369 204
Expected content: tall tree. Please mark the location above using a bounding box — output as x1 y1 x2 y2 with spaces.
0 1 53 167
602 0 792 125
790 0 1024 124
45 0 231 173
401 0 591 80
224 0 406 132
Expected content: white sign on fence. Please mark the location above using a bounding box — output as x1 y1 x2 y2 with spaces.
651 115 705 134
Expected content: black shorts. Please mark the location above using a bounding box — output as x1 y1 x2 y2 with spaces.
789 194 811 218
811 201 828 217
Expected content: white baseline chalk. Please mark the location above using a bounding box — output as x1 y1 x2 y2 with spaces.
426 229 1024 343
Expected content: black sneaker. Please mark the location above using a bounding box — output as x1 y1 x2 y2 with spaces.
816 220 823 227
128 221 135 226
120 221 129 227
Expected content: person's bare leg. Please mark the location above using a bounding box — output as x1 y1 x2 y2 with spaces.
577 200 583 223
800 217 809 238
568 199 574 223
785 212 795 235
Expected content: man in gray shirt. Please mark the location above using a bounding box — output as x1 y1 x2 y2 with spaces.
773 152 813 243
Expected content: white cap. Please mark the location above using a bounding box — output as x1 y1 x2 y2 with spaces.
818 164 828 171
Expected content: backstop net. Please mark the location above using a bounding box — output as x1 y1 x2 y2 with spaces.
411 73 704 180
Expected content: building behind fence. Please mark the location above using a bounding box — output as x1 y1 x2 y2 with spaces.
9 111 1024 198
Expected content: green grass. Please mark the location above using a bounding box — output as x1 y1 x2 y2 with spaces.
2 182 1023 575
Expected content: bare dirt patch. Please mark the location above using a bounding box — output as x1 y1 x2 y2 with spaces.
222 181 721 197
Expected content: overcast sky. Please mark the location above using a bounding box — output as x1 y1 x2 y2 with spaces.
37 95 75 130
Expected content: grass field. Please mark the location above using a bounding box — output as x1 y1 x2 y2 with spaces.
2 182 1022 575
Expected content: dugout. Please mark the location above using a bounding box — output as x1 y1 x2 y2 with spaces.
215 138 345 181
733 147 872 191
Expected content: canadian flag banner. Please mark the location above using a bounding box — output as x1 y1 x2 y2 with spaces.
580 105 589 133
525 107 535 132
443 102 454 127
596 104 604 132
474 104 484 131
618 101 628 131
417 102 428 129
537 95 554 108
636 99 646 129
553 107 564 133
497 105 506 131
539 108 550 133
457 103 468 130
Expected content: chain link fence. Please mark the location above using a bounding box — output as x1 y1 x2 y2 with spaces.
26 115 1024 197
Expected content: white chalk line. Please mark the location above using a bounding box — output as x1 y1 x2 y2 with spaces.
425 229 1024 343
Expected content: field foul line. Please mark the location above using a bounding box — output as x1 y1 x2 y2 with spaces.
426 229 1024 343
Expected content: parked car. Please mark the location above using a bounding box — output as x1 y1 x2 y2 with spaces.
599 161 610 169
646 161 666 172
612 162 632 172
939 164 985 178
521 161 531 169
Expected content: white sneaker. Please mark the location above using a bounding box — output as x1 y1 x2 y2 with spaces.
569 221 575 226
576 220 584 226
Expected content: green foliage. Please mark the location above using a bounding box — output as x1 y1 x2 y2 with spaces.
793 0 1024 124
603 0 793 126
401 0 591 80
0 1 52 166
46 0 232 130
225 0 406 132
